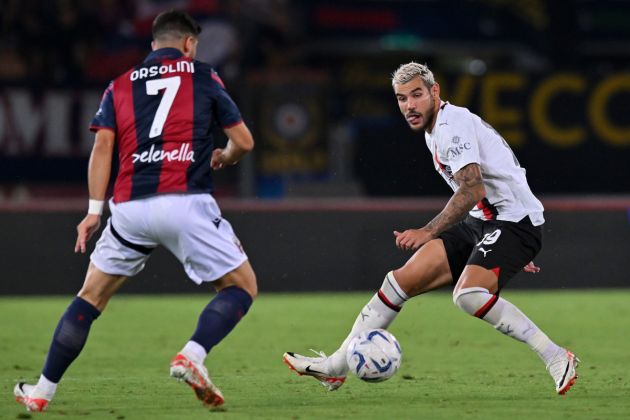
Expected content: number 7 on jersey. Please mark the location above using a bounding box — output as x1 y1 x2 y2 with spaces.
146 76 181 138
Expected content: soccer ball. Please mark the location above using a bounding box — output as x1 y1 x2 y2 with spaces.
346 329 402 382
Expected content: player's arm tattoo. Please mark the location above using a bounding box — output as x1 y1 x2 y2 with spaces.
424 163 485 236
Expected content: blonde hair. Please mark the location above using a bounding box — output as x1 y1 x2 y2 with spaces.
391 62 435 87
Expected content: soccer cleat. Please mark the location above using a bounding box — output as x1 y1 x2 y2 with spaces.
283 351 346 391
14 382 49 412
170 353 225 407
546 349 580 395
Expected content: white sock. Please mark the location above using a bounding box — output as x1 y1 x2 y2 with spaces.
32 374 57 400
453 287 561 365
181 340 207 365
327 272 408 375
527 329 564 366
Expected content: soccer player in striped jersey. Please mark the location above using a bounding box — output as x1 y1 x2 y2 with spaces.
284 62 579 395
14 10 256 412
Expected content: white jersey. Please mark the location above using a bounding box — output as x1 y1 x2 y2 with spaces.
425 102 544 226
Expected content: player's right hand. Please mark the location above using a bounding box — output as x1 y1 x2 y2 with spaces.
75 214 101 253
211 148 227 170
523 261 541 273
393 228 434 251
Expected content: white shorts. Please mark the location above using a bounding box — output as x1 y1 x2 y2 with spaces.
90 194 248 284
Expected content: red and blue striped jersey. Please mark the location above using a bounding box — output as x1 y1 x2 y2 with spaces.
90 47 243 203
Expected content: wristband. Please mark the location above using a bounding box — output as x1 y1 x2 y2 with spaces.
88 199 105 215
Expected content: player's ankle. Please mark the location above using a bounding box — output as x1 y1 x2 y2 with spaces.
181 340 207 365
33 375 57 401
327 349 350 376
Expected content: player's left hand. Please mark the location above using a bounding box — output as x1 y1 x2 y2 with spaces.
211 148 227 170
393 228 433 251
523 261 541 273
75 214 101 254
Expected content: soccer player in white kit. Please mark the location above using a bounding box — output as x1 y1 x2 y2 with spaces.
14 11 256 412
284 62 579 395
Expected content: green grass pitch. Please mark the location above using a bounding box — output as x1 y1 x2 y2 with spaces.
1 291 629 419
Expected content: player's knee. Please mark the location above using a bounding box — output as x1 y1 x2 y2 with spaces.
244 274 258 300
235 261 257 299
391 268 414 296
55 319 89 351
452 287 491 316
216 272 257 300
392 267 439 297
237 269 257 299
77 290 107 312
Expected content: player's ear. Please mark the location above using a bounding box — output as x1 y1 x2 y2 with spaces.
183 36 197 58
151 40 157 51
432 82 440 98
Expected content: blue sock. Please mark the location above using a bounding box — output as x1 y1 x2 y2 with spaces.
190 286 253 353
42 297 101 383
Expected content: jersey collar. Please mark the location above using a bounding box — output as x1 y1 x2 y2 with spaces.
144 47 184 63
436 101 449 125
427 101 449 135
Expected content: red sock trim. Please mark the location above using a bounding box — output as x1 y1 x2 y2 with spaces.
474 294 499 318
377 290 401 312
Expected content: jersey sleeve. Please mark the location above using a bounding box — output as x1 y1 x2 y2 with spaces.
443 112 480 174
211 70 243 128
89 81 116 133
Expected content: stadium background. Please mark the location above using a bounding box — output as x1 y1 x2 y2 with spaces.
1 0 629 293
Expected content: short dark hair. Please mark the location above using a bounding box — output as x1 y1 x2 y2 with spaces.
152 10 201 41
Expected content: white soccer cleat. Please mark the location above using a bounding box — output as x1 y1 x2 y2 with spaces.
283 351 346 391
546 349 580 395
170 353 225 407
14 382 50 412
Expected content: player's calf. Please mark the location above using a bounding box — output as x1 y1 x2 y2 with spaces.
453 287 580 394
42 297 101 383
190 286 253 354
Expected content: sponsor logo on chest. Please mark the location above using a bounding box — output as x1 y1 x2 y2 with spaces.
446 136 472 160
132 143 195 163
